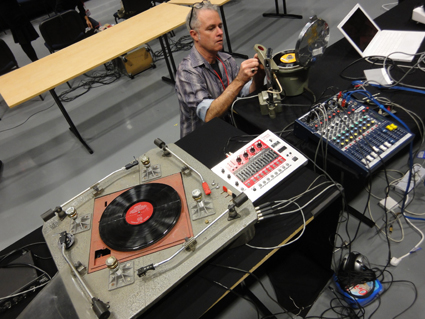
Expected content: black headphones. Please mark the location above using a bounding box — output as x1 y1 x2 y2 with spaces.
338 252 377 299
341 252 367 272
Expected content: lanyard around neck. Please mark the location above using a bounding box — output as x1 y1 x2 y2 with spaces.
211 56 230 91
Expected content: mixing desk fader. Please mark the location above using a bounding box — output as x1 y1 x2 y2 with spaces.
293 92 414 175
212 130 308 202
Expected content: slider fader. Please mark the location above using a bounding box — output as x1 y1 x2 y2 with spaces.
294 92 413 175
212 130 308 202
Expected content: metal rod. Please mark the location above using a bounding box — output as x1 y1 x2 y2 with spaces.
165 146 205 183
61 166 126 208
61 244 94 300
154 208 230 268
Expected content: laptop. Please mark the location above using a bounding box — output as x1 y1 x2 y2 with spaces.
338 3 425 62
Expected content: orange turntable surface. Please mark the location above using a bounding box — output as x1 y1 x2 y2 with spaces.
88 173 193 273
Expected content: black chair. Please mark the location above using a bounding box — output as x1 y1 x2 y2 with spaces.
113 0 154 24
0 39 18 76
0 39 43 119
39 10 90 54
39 10 93 88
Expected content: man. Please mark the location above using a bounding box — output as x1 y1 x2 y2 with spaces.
0 0 39 62
175 1 265 138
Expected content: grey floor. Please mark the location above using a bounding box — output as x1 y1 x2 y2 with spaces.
1 0 424 318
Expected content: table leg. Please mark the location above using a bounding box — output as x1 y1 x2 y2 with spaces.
163 35 177 74
263 0 302 19
159 35 175 84
49 89 94 154
220 6 248 59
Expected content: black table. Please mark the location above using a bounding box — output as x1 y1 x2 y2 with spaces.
234 0 425 189
0 118 341 319
141 118 341 318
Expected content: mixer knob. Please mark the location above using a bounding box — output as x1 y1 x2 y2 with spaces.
243 152 248 158
256 142 262 148
236 156 242 164
250 146 255 154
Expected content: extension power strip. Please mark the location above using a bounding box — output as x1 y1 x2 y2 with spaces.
394 165 425 194
378 196 399 212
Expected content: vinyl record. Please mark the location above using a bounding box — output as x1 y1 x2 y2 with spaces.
273 50 298 68
99 183 181 251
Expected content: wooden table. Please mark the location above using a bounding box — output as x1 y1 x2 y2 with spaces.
0 3 191 153
168 0 248 59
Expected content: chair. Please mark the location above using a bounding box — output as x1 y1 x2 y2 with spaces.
113 0 154 24
0 39 43 119
39 10 89 54
0 39 18 76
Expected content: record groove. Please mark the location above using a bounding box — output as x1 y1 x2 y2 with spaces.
99 183 181 251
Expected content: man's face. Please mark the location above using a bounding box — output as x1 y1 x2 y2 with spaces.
193 10 224 54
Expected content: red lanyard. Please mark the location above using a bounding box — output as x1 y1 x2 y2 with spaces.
211 56 230 91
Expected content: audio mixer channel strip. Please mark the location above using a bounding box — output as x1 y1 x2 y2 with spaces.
293 93 414 175
212 130 308 202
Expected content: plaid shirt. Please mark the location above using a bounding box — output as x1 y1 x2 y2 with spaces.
175 47 250 138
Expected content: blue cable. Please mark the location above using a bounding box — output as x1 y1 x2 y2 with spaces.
404 216 425 221
343 88 412 133
352 81 425 95
345 87 414 216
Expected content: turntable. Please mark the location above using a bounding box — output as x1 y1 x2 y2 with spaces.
39 140 257 319
254 15 329 118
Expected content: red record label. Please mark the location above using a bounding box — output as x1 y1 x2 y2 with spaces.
125 202 153 225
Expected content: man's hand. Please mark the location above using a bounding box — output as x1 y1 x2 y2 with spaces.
237 57 261 83
249 54 266 94
205 54 266 122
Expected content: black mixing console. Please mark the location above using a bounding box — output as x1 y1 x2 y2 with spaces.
293 92 414 175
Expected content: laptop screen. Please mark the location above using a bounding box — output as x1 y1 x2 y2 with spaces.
340 7 379 51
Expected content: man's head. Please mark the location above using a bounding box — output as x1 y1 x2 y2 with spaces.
187 1 223 59
186 1 218 33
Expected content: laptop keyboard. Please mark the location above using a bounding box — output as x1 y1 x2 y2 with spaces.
366 31 403 56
